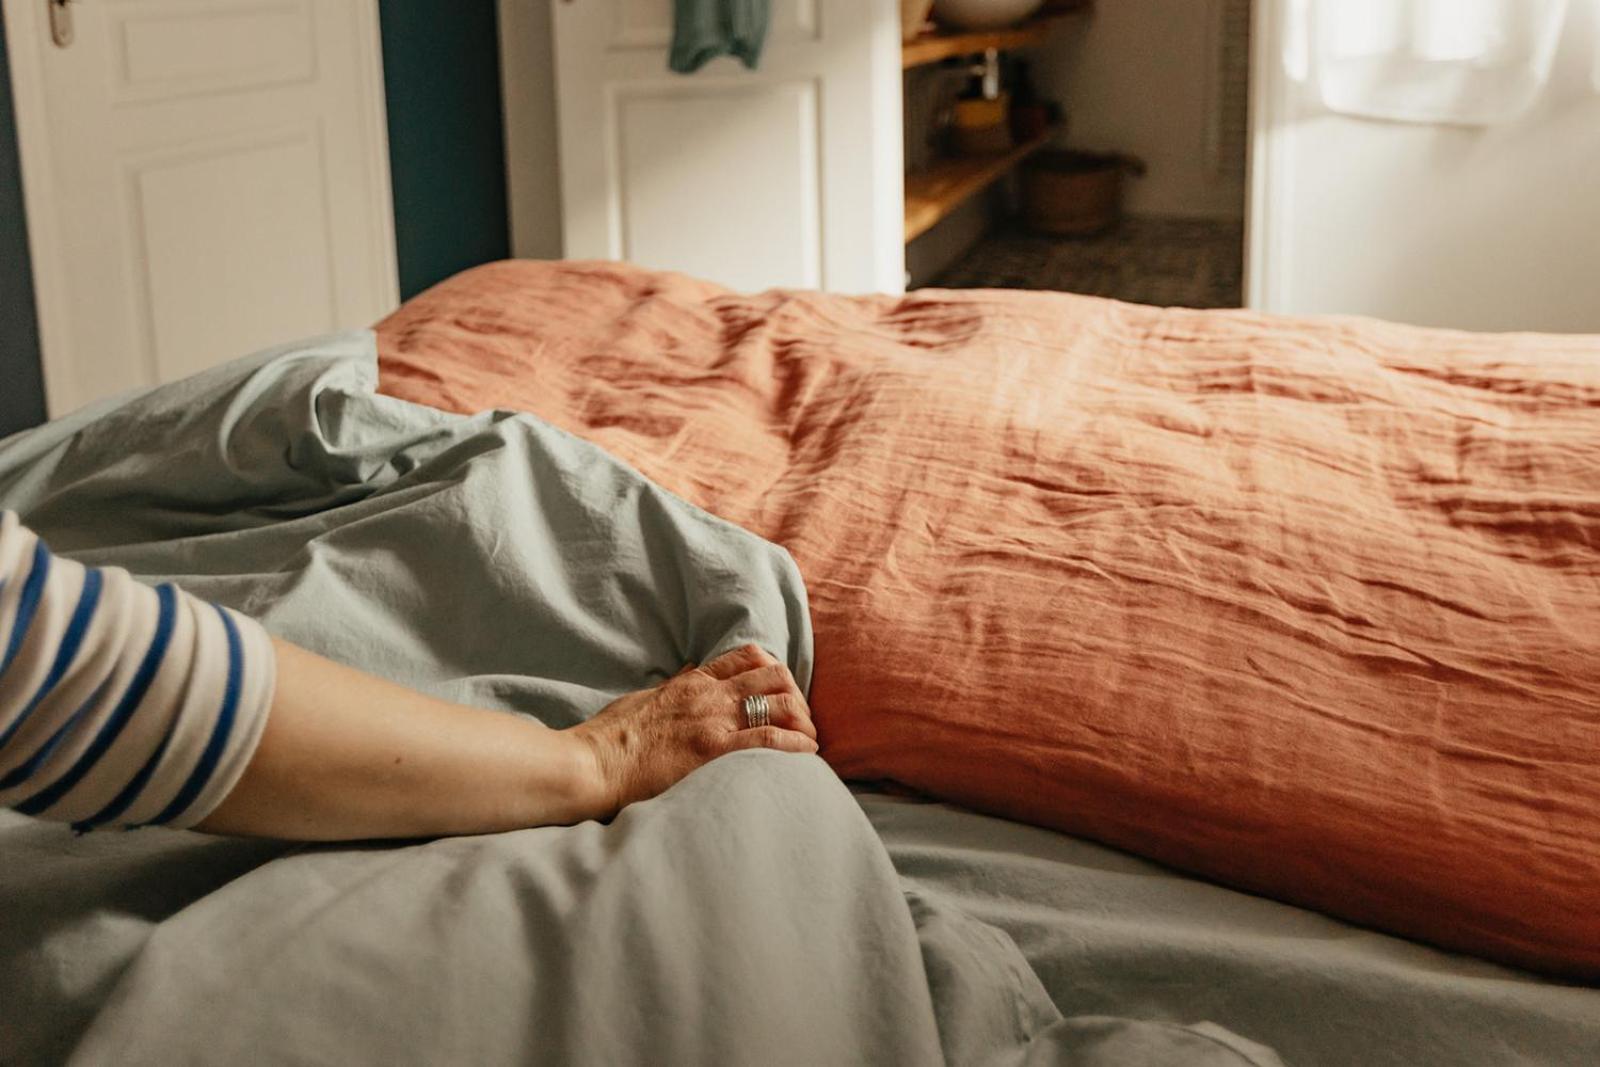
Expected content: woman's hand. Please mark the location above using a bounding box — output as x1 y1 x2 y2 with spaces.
570 644 818 820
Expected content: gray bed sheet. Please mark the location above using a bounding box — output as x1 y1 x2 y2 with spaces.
858 791 1600 1067
0 336 1591 1065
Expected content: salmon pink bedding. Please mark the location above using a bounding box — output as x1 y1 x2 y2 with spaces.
376 260 1600 980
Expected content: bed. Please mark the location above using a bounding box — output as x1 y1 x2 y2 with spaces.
2 262 1596 1065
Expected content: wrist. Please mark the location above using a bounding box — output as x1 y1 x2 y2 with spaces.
552 723 616 824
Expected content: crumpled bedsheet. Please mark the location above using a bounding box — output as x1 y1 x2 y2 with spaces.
0 336 1279 1065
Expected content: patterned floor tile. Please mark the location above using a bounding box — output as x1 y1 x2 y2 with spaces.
932 217 1245 309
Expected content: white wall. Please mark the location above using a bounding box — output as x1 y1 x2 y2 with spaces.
1250 0 1600 332
1036 0 1249 220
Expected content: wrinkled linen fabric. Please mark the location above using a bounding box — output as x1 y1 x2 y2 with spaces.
0 336 1277 1066
376 260 1600 980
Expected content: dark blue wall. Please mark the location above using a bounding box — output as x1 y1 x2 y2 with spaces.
0 16 47 439
0 3 509 436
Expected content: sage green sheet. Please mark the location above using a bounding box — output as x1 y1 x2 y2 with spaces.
0 336 1284 1065
860 794 1600 1067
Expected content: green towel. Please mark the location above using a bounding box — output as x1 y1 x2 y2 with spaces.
670 0 770 73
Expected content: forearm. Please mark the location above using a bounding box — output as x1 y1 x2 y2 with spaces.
195 639 605 841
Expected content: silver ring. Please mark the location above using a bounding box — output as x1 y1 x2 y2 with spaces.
742 693 770 730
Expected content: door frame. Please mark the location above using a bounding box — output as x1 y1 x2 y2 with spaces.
4 0 72 416
1244 0 1294 313
497 0 565 261
1 0 400 417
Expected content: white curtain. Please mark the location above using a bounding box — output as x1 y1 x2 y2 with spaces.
1285 0 1574 124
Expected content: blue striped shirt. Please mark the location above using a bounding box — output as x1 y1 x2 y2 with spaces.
0 512 275 830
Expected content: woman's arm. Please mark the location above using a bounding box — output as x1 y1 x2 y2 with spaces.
194 639 818 841
1 510 816 841
193 638 601 839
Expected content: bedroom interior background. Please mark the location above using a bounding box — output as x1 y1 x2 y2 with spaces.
9 0 1600 436
0 0 512 439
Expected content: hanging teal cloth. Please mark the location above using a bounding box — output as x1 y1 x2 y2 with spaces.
669 0 770 73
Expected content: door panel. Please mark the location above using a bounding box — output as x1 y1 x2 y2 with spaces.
108 1 315 101
129 126 336 382
3 0 397 416
615 80 821 288
552 0 903 295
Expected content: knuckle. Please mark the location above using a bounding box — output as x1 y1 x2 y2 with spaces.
677 670 713 694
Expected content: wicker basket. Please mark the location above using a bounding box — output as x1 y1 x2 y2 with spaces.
1020 150 1147 236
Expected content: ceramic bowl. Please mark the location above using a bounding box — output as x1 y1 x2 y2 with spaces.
931 0 1045 31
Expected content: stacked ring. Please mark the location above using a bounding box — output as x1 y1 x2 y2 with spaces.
742 693 770 730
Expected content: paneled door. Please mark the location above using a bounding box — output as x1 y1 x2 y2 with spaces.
3 0 398 416
550 0 904 295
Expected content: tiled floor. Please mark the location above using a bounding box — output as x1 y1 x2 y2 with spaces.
933 216 1245 309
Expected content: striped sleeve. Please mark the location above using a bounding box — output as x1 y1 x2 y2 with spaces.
0 511 276 831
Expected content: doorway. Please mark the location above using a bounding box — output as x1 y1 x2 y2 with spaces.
907 0 1250 309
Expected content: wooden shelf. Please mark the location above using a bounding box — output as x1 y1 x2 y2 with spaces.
904 127 1055 243
901 4 1088 69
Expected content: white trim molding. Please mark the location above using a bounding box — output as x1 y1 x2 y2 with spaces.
497 0 565 260
1244 0 1296 314
351 0 402 315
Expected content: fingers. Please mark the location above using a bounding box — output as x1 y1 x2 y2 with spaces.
755 691 816 740
726 663 801 700
724 663 814 739
699 643 776 681
676 645 817 740
726 726 818 755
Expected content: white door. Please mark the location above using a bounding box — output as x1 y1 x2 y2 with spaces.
549 0 904 295
3 0 399 417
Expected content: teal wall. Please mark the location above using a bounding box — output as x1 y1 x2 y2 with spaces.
379 0 509 300
0 2 510 436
